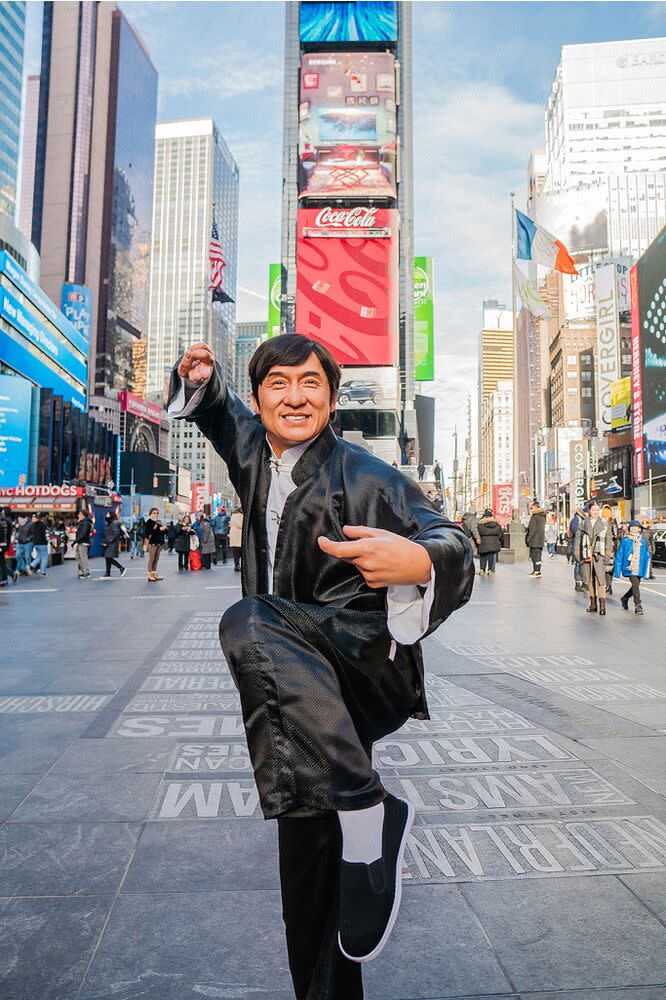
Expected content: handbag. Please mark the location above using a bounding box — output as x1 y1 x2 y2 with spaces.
189 549 202 571
190 533 200 551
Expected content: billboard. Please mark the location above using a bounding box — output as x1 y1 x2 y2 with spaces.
595 262 622 436
634 227 666 480
492 483 513 525
300 2 397 43
336 366 398 411
531 185 608 257
61 285 93 349
118 390 161 426
630 264 644 482
563 257 630 322
299 52 397 200
414 257 434 381
569 440 587 510
610 376 632 431
590 469 626 501
268 264 281 338
0 375 32 488
295 207 399 366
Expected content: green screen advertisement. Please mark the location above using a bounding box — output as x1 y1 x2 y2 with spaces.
414 256 434 381
268 263 281 338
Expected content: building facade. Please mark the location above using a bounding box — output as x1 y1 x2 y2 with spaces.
0 0 25 221
480 379 513 512
234 321 263 407
478 301 514 506
17 73 39 240
147 118 239 501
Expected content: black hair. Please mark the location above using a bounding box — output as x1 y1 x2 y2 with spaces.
248 334 341 406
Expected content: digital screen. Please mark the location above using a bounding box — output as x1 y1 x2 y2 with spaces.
300 2 397 43
295 207 399 366
299 52 396 200
0 374 32 489
636 225 666 478
336 366 398 411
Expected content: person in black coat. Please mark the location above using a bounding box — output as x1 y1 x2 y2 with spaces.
169 335 474 997
525 501 547 577
174 516 195 571
74 510 93 579
101 512 125 578
477 509 504 575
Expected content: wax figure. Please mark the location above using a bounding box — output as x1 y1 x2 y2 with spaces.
169 335 474 1000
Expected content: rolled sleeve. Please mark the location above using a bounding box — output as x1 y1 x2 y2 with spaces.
167 374 211 418
386 564 436 645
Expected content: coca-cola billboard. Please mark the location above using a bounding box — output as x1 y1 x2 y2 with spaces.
296 207 399 366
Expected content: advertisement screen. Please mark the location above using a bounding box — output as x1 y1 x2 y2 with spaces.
336 366 398 411
414 256 435 381
61 284 92 350
0 374 32 489
493 484 513 525
299 52 396 200
296 207 399 366
610 377 632 431
300 2 397 43
268 264 281 338
635 226 666 479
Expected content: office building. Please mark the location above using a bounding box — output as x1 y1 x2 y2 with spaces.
235 321 263 407
0 1 25 220
147 118 239 500
478 301 514 505
480 379 513 511
17 73 39 239
32 1 158 402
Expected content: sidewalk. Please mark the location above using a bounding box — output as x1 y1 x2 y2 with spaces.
0 553 665 999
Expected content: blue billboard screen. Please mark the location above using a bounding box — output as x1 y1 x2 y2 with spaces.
300 2 397 43
0 374 33 488
61 284 92 350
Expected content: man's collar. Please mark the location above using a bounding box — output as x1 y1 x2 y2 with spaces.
264 424 338 485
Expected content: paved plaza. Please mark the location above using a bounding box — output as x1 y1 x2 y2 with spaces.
1 551 665 1000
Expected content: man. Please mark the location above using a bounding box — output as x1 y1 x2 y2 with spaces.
129 520 143 560
144 507 166 582
13 514 33 581
212 506 230 564
170 335 473 1000
525 500 547 577
29 513 49 576
460 509 481 551
568 506 585 590
74 510 93 579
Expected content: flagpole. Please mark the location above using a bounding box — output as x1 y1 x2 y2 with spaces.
511 191 519 516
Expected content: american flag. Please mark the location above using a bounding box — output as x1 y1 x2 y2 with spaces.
208 218 226 291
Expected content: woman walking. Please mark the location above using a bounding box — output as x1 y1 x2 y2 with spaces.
144 507 166 582
574 500 614 615
102 512 126 578
175 515 195 572
545 516 558 558
477 509 503 575
229 504 243 572
601 504 619 594
615 520 650 615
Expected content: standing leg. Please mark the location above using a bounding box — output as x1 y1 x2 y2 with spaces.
221 536 228 564
632 575 643 613
479 553 487 573
79 543 89 577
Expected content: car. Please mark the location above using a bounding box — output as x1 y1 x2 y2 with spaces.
337 380 384 407
653 524 666 566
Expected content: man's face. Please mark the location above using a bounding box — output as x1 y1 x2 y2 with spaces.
251 352 336 455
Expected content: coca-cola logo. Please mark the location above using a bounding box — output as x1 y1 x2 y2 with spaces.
313 207 379 229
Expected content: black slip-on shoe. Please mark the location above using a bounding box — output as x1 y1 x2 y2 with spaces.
338 794 414 964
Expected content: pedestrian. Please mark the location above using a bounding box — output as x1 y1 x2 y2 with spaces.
229 504 243 572
417 459 426 481
433 459 442 487
101 512 126 578
641 517 656 580
525 500 547 577
144 507 166 582
545 515 558 558
574 499 614 615
0 507 9 586
477 508 503 574
74 509 93 579
13 514 33 581
601 504 619 593
212 506 230 564
129 520 143 560
199 515 216 569
460 509 481 554
568 506 586 590
29 513 50 576
615 520 650 615
175 515 194 571
167 521 177 554
170 335 473 997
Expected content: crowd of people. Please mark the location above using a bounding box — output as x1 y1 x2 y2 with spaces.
0 503 245 585
459 499 658 617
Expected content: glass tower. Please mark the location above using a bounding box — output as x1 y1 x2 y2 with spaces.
0 1 25 220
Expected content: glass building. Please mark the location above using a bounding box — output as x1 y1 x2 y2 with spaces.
0 1 25 220
147 118 239 498
234 321 264 406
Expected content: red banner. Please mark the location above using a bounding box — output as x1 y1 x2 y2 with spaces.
295 207 399 365
118 390 162 426
191 482 208 513
0 484 84 499
493 483 513 525
630 264 644 483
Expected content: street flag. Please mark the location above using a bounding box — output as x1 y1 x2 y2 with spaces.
513 263 552 320
208 218 226 291
516 209 577 275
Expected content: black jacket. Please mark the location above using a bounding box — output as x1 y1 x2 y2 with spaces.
0 514 8 548
16 519 33 544
174 524 195 553
169 364 474 719
32 519 48 546
102 520 121 558
477 517 504 554
145 518 166 546
525 509 547 548
75 517 93 544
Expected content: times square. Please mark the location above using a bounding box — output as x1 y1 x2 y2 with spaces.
1 3 666 999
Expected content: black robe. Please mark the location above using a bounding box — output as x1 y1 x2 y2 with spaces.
169 365 474 719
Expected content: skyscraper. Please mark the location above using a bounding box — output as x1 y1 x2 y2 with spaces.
234 321 264 407
17 74 39 239
147 118 239 499
0 1 25 221
478 301 514 505
32 1 158 404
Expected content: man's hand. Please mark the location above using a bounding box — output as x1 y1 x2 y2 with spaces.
177 342 215 384
318 525 432 589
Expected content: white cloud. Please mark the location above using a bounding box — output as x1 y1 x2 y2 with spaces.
160 48 282 100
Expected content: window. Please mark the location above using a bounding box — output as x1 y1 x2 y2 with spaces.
567 371 578 379
567 354 577 365
567 387 578 395
582 388 592 398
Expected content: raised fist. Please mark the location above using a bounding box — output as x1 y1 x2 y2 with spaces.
177 342 215 384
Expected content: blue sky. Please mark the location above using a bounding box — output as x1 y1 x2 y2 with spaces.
24 1 666 471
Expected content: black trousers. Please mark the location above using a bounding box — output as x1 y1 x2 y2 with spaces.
231 545 241 569
104 556 123 576
219 595 419 999
215 534 229 563
529 546 543 572
623 575 642 606
178 551 189 570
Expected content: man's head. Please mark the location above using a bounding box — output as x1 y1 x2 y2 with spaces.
248 334 341 454
529 501 540 513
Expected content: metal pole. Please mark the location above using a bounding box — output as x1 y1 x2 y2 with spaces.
649 466 653 513
510 192 519 516
130 467 135 518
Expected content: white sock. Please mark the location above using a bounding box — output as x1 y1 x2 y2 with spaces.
338 802 385 864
